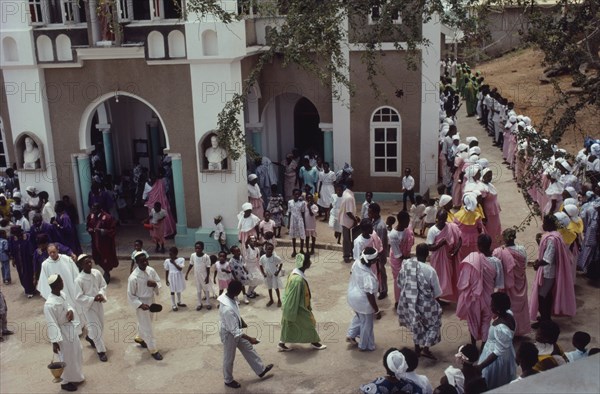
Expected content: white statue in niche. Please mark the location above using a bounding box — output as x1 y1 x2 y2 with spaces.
23 137 41 169
204 135 227 170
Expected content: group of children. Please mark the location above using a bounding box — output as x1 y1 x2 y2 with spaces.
361 190 438 239
130 235 287 312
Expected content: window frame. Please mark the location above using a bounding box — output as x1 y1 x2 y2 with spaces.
370 106 402 177
368 2 402 25
119 0 183 22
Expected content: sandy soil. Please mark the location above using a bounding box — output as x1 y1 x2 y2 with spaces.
1 105 599 393
476 48 599 155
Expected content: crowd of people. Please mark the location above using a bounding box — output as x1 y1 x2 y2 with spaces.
1 62 600 393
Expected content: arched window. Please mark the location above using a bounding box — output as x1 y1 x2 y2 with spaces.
370 106 401 176
147 31 165 58
2 37 19 62
36 35 54 62
202 30 218 56
167 30 185 58
56 34 73 61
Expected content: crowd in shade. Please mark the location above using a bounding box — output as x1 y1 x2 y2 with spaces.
2 62 600 393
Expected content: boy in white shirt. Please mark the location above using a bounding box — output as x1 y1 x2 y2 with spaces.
185 241 213 311
402 168 415 211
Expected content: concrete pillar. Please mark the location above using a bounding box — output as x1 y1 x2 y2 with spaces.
170 153 187 235
148 119 161 174
247 123 263 156
319 122 334 166
97 123 114 176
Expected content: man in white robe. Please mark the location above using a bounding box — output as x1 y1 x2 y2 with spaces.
74 254 108 362
44 274 84 392
219 280 273 389
127 251 163 360
37 244 84 335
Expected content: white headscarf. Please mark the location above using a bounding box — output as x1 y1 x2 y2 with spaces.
439 194 452 207
564 186 577 199
563 197 578 207
386 350 408 380
553 211 570 228
468 146 481 156
478 158 489 169
457 143 468 153
564 204 579 220
465 164 481 182
463 192 478 212
591 143 600 156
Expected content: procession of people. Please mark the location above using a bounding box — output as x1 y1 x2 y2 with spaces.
0 63 598 394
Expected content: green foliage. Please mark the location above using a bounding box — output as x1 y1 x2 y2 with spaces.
185 0 480 160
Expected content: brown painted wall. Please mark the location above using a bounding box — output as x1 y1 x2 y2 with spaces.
349 50 422 192
258 56 332 123
0 72 16 170
43 59 201 227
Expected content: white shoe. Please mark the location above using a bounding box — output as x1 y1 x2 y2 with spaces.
243 296 250 304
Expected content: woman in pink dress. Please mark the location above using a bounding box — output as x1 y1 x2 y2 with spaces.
481 168 502 249
427 210 462 302
454 192 485 263
145 174 176 239
456 234 502 346
493 229 530 336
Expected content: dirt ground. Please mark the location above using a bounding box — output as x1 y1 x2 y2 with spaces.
476 47 599 155
1 105 599 393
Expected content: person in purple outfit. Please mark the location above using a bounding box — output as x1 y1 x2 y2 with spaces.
29 213 56 248
52 201 82 255
8 226 35 298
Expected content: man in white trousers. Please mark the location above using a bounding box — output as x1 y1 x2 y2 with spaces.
218 280 273 389
74 254 108 362
127 251 163 361
44 274 84 392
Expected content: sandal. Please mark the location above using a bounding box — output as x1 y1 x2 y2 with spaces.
420 349 437 360
172 306 178 311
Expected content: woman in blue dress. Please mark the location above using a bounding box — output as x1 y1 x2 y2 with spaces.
475 292 516 389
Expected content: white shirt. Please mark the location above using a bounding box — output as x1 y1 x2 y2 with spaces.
42 201 56 223
402 175 415 191
403 371 433 394
44 291 76 343
388 228 406 258
260 253 282 275
127 266 161 309
218 293 243 338
426 225 441 245
190 253 211 279
424 206 437 223
149 208 167 224
347 260 378 314
565 349 589 362
15 217 30 231
247 183 262 199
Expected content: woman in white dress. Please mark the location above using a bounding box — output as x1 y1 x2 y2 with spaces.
328 184 343 244
317 163 336 221
475 292 516 390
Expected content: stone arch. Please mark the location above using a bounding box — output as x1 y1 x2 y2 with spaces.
36 35 54 62
202 29 218 56
78 92 170 152
2 36 19 61
56 34 73 61
167 30 185 58
147 31 165 59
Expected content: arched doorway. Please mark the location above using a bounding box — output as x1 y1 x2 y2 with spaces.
261 94 323 162
293 97 322 157
79 93 175 225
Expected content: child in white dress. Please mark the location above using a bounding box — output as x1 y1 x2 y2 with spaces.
209 215 228 253
409 195 427 236
422 199 438 237
259 243 283 307
130 239 149 273
287 189 306 257
303 193 319 254
329 184 343 244
185 241 212 311
244 236 264 299
164 247 186 311
213 251 233 297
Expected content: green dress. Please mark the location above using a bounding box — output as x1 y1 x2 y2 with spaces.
465 81 477 116
280 272 321 343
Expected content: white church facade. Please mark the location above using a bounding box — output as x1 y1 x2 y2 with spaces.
0 0 441 247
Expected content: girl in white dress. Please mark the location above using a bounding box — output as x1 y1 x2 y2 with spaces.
164 247 186 311
184 241 212 311
213 251 232 297
259 243 283 307
244 236 264 299
329 184 343 244
287 189 306 257
317 162 337 220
